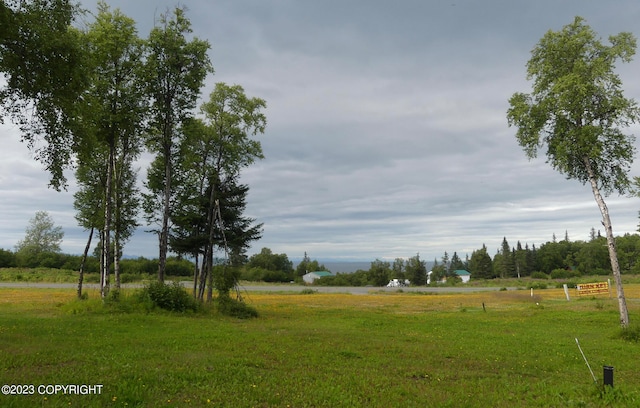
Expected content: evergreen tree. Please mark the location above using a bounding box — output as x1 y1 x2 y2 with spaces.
448 251 465 274
468 244 493 279
405 254 427 285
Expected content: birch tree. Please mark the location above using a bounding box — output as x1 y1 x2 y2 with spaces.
80 2 145 298
507 16 640 327
143 7 212 283
0 0 87 190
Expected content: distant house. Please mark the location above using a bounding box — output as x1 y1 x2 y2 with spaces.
454 270 471 283
303 271 333 284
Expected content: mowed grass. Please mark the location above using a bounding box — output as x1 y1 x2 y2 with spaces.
1 286 640 407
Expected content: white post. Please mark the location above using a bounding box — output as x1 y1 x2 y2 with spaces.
530 288 533 297
563 284 570 301
608 278 612 299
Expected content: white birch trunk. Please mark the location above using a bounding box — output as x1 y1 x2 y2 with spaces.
585 158 629 327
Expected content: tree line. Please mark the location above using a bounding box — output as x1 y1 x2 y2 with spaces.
245 230 640 286
0 1 265 301
5 212 640 286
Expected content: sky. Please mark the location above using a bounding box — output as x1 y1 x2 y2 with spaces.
3 0 640 263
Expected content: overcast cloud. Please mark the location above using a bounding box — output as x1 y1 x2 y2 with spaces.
2 0 640 262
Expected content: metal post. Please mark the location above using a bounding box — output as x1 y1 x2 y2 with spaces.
603 366 614 388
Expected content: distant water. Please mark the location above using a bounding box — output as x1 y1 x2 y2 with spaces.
293 261 435 274
322 262 372 273
292 261 371 273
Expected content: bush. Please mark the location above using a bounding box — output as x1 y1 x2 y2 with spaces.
240 267 263 281
0 249 16 267
213 265 241 294
137 281 199 313
261 269 290 283
530 271 549 279
527 282 547 290
165 257 195 277
216 295 258 319
550 269 571 279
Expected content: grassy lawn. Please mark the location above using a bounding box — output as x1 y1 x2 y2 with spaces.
1 286 640 407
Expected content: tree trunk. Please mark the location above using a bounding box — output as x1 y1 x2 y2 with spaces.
101 147 115 299
192 252 199 298
77 227 94 299
114 236 121 290
585 158 629 327
206 245 214 302
158 143 171 283
198 246 209 302
205 181 217 302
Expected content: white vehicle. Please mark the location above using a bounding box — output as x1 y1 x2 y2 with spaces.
386 279 409 287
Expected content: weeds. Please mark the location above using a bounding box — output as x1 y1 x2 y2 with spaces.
617 324 640 343
136 281 199 313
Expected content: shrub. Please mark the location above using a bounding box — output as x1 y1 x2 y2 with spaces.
261 269 290 283
550 268 571 279
213 265 241 294
530 271 549 279
241 267 264 281
119 273 138 284
137 281 199 313
216 295 258 319
165 257 195 277
0 249 16 267
527 282 547 290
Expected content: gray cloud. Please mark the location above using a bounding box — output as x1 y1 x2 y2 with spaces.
2 1 640 263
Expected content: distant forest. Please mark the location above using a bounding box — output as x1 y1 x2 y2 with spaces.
3 229 640 286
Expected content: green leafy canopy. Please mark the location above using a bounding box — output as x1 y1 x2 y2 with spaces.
507 16 640 196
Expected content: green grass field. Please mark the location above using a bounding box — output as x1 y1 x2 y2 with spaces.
1 285 639 407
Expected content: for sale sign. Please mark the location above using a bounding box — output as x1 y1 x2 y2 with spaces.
576 281 609 296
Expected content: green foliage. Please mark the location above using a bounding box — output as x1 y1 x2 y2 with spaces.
405 254 427 285
215 294 258 319
507 16 640 195
246 248 293 281
296 252 328 276
0 248 16 267
313 270 370 286
15 211 64 257
0 267 81 283
213 265 241 295
550 268 580 279
137 281 199 312
530 271 549 279
0 0 89 189
526 281 548 290
165 257 195 277
368 259 391 286
469 244 494 279
508 16 638 326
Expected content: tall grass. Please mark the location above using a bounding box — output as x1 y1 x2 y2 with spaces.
0 287 639 407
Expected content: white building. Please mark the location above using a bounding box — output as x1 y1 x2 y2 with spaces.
302 271 333 284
